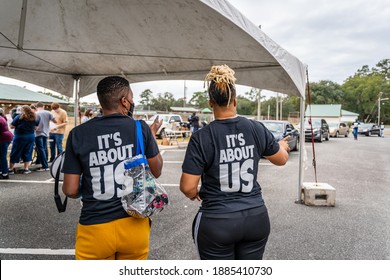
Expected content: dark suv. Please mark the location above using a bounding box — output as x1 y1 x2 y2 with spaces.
304 118 330 142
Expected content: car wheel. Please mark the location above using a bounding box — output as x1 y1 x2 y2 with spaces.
367 131 371 136
293 139 299 151
345 132 349 137
335 131 339 138
318 133 323 142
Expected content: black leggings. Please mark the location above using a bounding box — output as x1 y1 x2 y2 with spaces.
192 206 270 260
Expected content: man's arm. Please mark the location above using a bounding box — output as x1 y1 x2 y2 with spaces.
147 153 163 178
63 174 81 198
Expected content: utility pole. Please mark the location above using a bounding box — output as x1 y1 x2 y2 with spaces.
378 92 389 125
183 80 187 107
280 97 283 120
257 89 262 120
267 104 270 120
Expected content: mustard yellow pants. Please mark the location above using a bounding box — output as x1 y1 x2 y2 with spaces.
75 217 150 260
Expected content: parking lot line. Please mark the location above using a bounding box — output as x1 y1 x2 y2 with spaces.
0 248 75 255
1 179 54 184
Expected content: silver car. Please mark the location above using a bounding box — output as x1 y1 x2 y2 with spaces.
329 122 350 137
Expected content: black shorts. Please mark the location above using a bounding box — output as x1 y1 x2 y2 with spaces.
192 206 270 260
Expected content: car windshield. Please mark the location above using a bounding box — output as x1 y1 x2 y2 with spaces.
329 123 338 128
359 123 372 128
262 122 284 133
305 119 321 127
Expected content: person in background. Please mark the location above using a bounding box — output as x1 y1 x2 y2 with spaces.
81 108 94 124
30 104 37 112
34 102 56 171
189 112 200 133
96 108 103 117
352 118 359 140
62 76 163 260
11 106 21 120
0 108 14 179
0 107 7 122
49 102 68 162
180 65 290 260
380 122 385 138
8 105 39 174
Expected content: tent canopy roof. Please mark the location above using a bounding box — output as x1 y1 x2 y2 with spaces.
0 0 306 98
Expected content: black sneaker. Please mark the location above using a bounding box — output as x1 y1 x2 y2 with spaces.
23 169 32 174
0 174 9 179
8 169 15 175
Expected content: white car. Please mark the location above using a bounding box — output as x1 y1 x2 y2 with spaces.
145 114 188 138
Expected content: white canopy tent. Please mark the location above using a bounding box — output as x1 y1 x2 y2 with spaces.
0 0 307 201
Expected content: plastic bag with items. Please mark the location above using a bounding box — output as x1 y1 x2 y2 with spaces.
121 121 168 218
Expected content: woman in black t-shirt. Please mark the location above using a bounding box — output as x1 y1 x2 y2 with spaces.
180 65 290 260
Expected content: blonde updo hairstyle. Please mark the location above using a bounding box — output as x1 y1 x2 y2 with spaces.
204 64 237 107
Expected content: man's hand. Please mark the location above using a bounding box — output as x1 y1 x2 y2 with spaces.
150 116 163 136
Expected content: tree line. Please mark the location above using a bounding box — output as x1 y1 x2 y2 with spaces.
41 59 390 124
138 59 390 124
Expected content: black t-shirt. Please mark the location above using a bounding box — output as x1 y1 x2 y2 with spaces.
191 115 199 128
62 114 159 225
182 116 279 214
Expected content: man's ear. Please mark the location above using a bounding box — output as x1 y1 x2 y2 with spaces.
120 96 127 107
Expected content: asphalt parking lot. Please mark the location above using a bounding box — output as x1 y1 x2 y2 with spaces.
1 132 389 260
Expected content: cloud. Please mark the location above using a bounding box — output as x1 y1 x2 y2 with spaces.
229 0 390 83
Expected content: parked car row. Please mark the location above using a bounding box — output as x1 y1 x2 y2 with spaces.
145 114 381 146
302 118 330 142
260 120 300 151
300 118 381 142
260 118 354 149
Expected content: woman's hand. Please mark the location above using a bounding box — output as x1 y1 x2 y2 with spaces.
279 136 291 153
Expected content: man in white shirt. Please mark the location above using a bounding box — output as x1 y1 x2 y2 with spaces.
380 122 385 138
35 102 56 171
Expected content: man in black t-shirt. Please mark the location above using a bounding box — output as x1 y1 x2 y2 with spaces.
62 76 163 260
189 112 200 133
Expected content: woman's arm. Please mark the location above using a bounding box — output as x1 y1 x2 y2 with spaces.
180 172 201 201
264 137 290 166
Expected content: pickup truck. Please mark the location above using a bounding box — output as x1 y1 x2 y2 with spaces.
145 114 190 139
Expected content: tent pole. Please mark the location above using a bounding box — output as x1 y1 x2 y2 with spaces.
17 0 28 50
296 96 305 204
